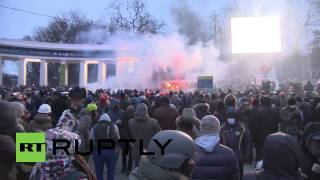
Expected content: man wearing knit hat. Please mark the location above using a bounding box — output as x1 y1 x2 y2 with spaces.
192 115 240 180
176 108 200 139
129 103 161 167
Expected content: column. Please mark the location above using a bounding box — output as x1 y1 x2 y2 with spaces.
79 60 87 87
40 60 48 86
64 62 68 86
18 58 27 86
98 61 106 84
0 57 2 86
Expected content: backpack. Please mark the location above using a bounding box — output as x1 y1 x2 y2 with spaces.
93 121 117 141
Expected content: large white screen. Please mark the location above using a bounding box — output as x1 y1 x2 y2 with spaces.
231 16 281 53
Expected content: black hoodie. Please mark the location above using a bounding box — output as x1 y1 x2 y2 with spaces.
301 122 320 180
244 133 301 180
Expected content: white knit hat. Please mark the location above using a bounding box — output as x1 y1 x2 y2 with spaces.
99 113 111 122
38 104 51 114
181 108 196 118
200 115 220 134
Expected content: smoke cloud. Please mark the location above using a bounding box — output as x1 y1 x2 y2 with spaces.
87 3 230 90
87 32 229 90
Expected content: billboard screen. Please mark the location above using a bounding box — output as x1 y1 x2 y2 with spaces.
231 16 281 54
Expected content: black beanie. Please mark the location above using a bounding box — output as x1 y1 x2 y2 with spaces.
69 86 84 100
0 100 17 130
288 97 297 105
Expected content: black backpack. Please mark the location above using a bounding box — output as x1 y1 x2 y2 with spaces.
94 121 117 141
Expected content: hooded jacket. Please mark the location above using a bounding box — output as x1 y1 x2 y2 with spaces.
117 106 135 139
192 133 240 180
153 104 179 130
176 108 201 139
107 98 124 123
29 113 52 131
128 115 161 150
129 103 161 162
30 128 96 180
300 122 320 180
129 156 189 180
244 133 301 180
0 135 16 180
254 104 280 160
280 106 304 137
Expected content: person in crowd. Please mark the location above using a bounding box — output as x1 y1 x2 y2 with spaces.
119 92 130 110
29 128 96 180
98 95 110 115
192 115 240 180
254 96 280 161
214 100 227 123
297 96 313 127
224 94 237 109
280 97 304 140
300 122 320 180
51 93 69 126
86 102 99 126
129 130 196 180
153 96 179 130
129 103 161 167
243 133 301 180
193 102 210 120
29 103 52 132
304 81 315 92
238 97 254 129
171 94 182 112
176 108 200 139
11 101 31 131
279 92 288 108
208 93 218 115
57 86 92 160
221 107 252 179
117 105 135 174
108 98 124 123
0 100 17 180
91 113 120 180
130 96 140 109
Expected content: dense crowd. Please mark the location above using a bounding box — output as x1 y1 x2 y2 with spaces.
0 80 320 180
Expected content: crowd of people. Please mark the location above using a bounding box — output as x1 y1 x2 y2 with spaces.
0 79 320 180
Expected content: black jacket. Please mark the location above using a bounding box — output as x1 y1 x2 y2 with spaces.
220 121 252 163
0 135 16 180
254 106 280 160
300 122 320 180
244 133 301 180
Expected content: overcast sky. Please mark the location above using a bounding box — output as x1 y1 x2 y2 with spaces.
0 0 232 39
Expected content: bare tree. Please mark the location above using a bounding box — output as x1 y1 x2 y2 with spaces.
108 0 164 34
24 10 94 43
304 0 320 28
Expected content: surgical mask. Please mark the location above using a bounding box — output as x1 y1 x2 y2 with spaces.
227 118 236 125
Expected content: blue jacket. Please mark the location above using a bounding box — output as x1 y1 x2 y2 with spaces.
192 143 240 180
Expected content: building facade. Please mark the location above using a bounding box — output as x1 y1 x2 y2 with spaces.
0 38 116 87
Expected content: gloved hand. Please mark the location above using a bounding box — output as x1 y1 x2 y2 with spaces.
312 159 320 174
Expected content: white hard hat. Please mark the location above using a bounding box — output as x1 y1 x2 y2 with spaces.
38 104 52 114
